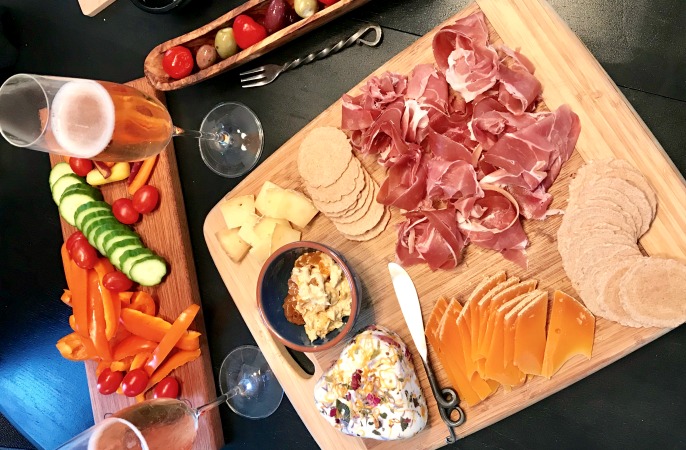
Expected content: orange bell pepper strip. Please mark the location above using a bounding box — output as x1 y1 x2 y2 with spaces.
70 260 89 338
145 304 200 375
61 290 72 307
128 155 158 195
88 270 112 361
69 315 77 331
119 309 201 351
146 349 201 392
125 291 156 316
93 259 119 340
130 352 151 371
110 356 134 372
119 291 134 304
61 244 74 290
56 332 98 361
112 335 158 361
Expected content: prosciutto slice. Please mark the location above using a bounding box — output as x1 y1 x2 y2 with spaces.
457 185 528 268
396 208 466 270
426 158 483 202
471 97 542 150
432 12 499 102
496 47 542 115
377 152 427 211
406 64 450 115
480 104 581 190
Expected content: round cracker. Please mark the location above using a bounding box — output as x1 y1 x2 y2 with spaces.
619 257 686 328
605 159 657 215
343 207 391 242
577 244 642 310
332 179 378 224
298 127 353 188
308 159 362 203
333 194 386 236
327 175 373 218
590 177 654 237
596 257 644 327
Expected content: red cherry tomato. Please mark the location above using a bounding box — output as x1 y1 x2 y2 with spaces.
69 158 94 177
66 231 87 255
162 46 194 80
102 271 134 292
112 198 140 225
132 185 160 214
97 368 124 395
121 369 150 397
232 15 267 49
152 377 180 399
71 239 98 270
319 0 339 5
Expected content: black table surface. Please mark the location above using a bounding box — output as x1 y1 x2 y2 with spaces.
0 0 685 449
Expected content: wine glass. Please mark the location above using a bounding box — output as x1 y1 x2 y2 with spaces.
112 345 283 450
0 74 263 178
56 417 148 450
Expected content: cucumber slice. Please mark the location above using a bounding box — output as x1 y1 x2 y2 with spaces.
59 184 102 205
49 163 74 189
59 190 101 226
74 201 111 230
129 256 167 287
79 210 114 234
84 217 118 242
51 174 86 205
121 248 154 276
110 240 145 270
99 226 138 255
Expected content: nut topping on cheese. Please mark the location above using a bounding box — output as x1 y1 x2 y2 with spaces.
314 325 428 440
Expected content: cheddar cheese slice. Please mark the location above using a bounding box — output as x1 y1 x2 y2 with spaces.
464 272 507 359
541 290 595 379
472 277 520 365
503 291 542 368
455 313 498 401
513 291 549 376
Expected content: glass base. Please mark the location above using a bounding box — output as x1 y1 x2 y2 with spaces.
199 102 263 178
219 345 283 419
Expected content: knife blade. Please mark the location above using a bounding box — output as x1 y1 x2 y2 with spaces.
387 262 427 363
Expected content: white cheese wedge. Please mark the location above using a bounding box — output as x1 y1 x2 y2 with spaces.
255 181 285 218
237 214 261 248
216 228 250 262
271 223 301 254
255 181 318 228
313 325 428 440
219 194 255 229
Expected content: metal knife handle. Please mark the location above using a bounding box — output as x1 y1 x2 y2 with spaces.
423 360 465 444
280 23 382 73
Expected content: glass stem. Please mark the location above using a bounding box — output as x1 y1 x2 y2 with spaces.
173 126 229 145
195 387 240 417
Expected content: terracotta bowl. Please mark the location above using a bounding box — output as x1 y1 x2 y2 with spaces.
257 241 360 352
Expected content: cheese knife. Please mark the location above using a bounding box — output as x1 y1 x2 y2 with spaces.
388 262 465 443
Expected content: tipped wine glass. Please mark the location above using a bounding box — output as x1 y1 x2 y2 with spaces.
111 345 283 450
0 74 263 178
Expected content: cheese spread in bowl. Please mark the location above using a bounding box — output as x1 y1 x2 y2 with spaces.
257 242 360 352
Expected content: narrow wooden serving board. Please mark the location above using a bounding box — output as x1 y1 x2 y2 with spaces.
50 79 223 450
203 1 686 449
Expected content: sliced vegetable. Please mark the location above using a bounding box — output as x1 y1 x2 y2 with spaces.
70 259 89 338
68 314 76 330
110 356 134 372
113 335 158 361
232 15 267 50
88 270 112 361
93 161 113 179
131 352 151 371
56 332 98 361
128 155 158 196
145 304 200 375
94 259 120 340
49 162 75 189
120 308 200 351
146 349 201 392
162 46 194 80
62 290 73 307
127 291 156 316
87 162 130 186
61 244 74 290
97 368 124 395
127 161 143 185
119 291 134 304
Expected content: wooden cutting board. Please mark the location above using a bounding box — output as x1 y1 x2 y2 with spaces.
203 0 686 448
50 78 223 450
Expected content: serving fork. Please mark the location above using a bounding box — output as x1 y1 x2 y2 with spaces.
239 23 383 88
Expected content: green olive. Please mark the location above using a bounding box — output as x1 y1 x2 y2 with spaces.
214 28 238 59
294 0 317 18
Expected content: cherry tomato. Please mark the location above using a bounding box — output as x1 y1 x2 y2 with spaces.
162 46 194 80
66 231 87 255
121 369 150 397
132 185 160 214
232 15 267 50
112 198 140 225
102 271 134 292
71 239 98 270
152 377 180 399
319 0 340 5
97 368 124 395
69 157 94 177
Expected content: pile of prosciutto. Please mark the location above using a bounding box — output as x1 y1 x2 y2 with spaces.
340 12 580 270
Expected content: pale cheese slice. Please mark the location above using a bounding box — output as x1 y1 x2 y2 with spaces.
237 214 261 247
255 181 285 218
255 180 318 228
219 194 255 229
215 228 250 263
271 223 301 254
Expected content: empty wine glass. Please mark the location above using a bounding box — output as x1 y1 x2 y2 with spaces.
111 345 283 450
56 417 148 450
0 74 263 177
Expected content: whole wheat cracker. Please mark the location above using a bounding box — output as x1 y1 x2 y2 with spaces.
343 207 391 242
298 127 353 188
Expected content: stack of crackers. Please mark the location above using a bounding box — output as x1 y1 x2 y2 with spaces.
558 159 686 328
298 127 390 242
